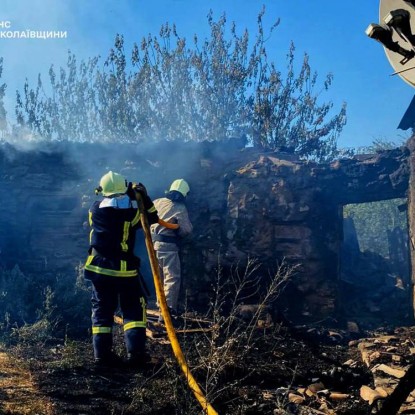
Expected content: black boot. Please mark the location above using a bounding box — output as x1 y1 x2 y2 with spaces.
126 352 151 369
94 352 124 368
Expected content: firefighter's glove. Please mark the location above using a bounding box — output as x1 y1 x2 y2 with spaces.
132 182 148 198
132 183 154 210
126 182 136 200
128 182 158 224
127 182 148 200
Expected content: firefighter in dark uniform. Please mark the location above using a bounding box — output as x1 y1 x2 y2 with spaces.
83 171 158 366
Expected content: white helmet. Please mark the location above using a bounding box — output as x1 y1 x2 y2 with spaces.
169 179 190 197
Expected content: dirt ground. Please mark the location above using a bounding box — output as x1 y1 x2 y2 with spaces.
0 317 385 415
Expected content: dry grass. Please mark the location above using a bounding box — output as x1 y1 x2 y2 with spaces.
181 258 298 408
0 348 55 414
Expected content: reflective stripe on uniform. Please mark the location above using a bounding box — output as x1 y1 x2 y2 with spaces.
84 256 138 277
141 297 147 323
121 221 130 251
85 263 138 277
123 321 146 331
147 205 157 213
131 210 141 226
123 297 146 331
89 211 94 243
92 326 112 334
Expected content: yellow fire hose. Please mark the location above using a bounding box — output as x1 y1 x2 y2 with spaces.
135 191 219 415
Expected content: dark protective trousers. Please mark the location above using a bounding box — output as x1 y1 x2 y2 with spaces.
90 276 146 359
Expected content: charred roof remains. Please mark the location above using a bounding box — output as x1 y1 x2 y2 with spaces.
0 138 413 326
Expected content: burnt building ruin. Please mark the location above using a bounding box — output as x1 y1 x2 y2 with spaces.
0 137 413 326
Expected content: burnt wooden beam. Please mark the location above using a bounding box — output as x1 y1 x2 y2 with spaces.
376 360 415 415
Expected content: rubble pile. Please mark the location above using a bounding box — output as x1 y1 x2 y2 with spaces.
354 327 415 414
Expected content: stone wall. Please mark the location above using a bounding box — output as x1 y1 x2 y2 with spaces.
0 140 410 322
223 149 409 320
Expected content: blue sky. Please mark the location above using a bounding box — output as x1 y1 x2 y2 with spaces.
0 0 413 149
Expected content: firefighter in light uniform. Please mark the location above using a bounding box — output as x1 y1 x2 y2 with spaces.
151 179 193 317
84 171 158 366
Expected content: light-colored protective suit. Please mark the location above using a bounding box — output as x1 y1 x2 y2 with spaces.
151 197 193 312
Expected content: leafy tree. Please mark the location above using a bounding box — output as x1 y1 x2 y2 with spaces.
16 55 101 142
250 38 346 161
15 8 346 161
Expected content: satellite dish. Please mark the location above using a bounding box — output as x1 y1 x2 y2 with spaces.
378 0 415 86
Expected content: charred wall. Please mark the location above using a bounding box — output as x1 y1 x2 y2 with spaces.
0 140 411 323
223 148 409 321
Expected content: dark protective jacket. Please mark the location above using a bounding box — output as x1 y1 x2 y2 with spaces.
83 193 158 360
84 196 158 278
